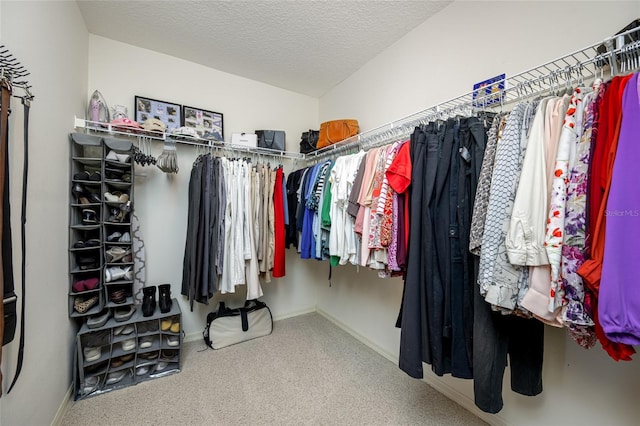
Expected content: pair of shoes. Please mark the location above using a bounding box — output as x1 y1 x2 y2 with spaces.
104 191 129 203
106 231 131 243
105 370 127 385
105 247 132 263
138 350 158 360
160 316 180 333
74 295 98 313
165 335 180 347
110 353 134 368
82 209 98 225
106 150 131 164
105 266 132 282
72 277 99 293
73 239 101 249
74 171 101 181
72 183 101 204
114 324 135 335
77 254 99 270
160 349 178 360
109 288 128 304
114 305 136 322
83 346 102 362
87 309 111 329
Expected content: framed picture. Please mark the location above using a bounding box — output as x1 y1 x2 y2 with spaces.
134 96 182 132
181 105 224 140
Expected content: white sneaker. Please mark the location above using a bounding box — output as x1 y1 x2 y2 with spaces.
105 370 126 385
166 335 179 347
119 232 131 243
155 361 169 372
139 336 153 349
114 324 135 336
83 346 101 362
121 338 136 351
106 150 119 161
136 365 150 376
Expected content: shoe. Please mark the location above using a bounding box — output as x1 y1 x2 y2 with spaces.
81 209 98 225
139 351 158 360
84 277 100 290
105 266 127 282
155 361 169 372
83 346 102 362
88 171 102 181
114 305 136 322
166 335 179 347
74 295 98 313
106 231 122 242
116 153 131 164
170 320 180 333
114 324 135 335
87 192 102 204
139 336 153 349
109 289 127 304
160 349 178 360
119 232 131 243
158 284 172 314
73 171 91 181
81 375 100 395
105 370 126 385
85 238 101 247
83 330 111 347
110 357 124 368
160 318 172 332
106 150 119 161
104 192 121 203
142 286 157 317
136 365 150 376
77 254 99 270
138 320 158 333
105 247 131 263
87 309 111 329
121 338 136 351
72 279 86 293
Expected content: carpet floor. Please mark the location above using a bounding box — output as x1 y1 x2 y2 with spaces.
61 313 486 425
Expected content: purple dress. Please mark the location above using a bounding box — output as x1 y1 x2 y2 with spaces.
599 72 640 345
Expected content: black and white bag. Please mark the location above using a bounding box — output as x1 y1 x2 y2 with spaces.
203 299 273 349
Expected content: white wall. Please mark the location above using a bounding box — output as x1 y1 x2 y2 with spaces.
88 35 320 337
318 1 640 425
0 1 88 425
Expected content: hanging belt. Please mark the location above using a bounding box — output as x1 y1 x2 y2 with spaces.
0 79 11 397
7 96 29 394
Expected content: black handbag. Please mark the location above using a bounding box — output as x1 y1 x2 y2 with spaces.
299 130 319 154
256 130 286 151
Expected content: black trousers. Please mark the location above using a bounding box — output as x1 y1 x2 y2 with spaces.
472 258 544 413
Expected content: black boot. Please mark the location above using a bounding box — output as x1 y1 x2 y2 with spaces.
158 284 172 313
142 286 156 317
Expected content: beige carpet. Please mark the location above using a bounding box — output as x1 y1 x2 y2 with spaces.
61 313 486 425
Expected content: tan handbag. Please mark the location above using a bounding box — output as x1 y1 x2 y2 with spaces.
316 119 359 149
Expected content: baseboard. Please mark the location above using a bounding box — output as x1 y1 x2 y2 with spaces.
50 384 74 426
316 308 510 426
184 305 318 343
316 308 398 363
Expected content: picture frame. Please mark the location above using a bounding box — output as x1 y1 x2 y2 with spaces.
181 105 224 141
134 96 182 132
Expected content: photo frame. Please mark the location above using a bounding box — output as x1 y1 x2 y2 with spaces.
134 96 182 132
181 105 224 141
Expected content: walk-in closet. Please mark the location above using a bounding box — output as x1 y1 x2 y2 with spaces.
1 2 640 425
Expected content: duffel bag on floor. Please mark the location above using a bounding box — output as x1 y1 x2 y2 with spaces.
203 299 273 349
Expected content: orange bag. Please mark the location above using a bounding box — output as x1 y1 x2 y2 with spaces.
316 119 359 149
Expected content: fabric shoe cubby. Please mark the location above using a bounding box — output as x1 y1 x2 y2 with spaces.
73 298 182 399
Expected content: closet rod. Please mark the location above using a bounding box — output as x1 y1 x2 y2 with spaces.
305 25 640 163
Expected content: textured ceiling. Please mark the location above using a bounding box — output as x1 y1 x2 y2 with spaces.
77 0 452 97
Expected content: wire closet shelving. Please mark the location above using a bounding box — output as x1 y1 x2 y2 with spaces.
74 24 640 164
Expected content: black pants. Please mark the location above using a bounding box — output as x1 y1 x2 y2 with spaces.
472 257 544 413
